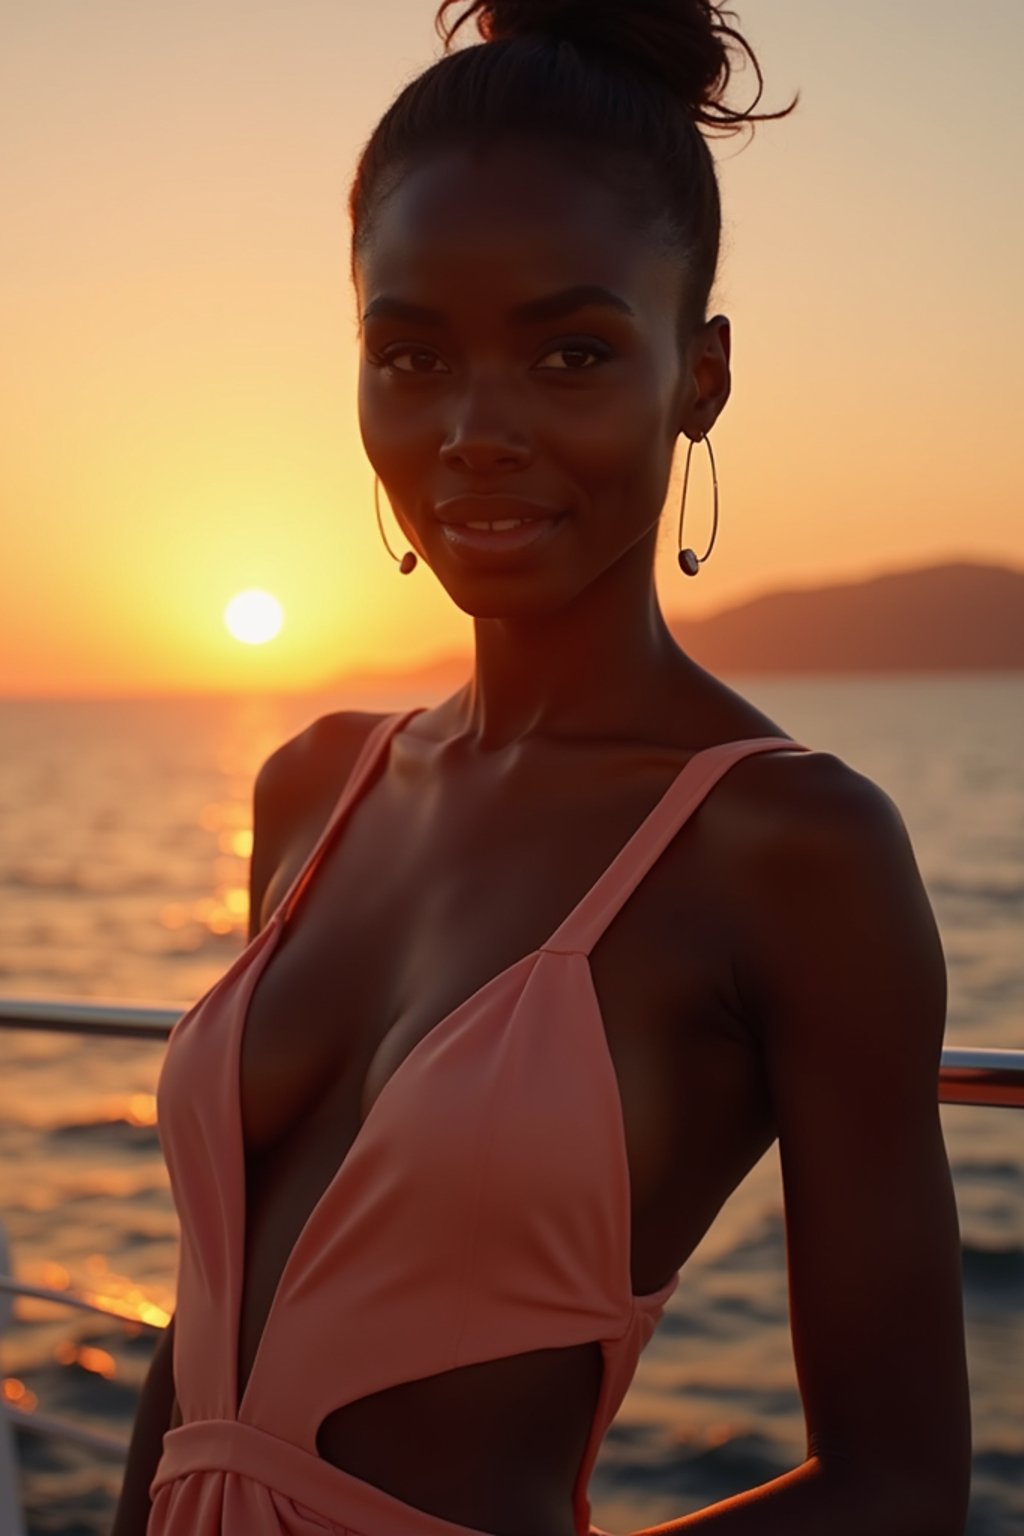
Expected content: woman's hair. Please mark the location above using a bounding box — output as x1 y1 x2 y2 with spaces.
348 1 798 340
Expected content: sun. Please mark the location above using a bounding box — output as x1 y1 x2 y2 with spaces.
224 589 284 645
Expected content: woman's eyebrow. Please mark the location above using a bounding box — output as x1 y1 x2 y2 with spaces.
361 284 635 327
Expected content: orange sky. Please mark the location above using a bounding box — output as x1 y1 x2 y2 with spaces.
3 1 1022 698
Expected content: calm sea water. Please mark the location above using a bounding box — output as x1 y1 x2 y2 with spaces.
0 677 1021 1536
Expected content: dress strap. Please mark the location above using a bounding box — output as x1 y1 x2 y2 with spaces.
544 736 813 958
271 708 423 928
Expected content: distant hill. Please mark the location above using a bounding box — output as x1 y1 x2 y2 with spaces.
667 559 1024 673
317 559 1024 702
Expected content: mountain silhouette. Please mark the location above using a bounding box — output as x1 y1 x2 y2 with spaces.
667 559 1024 673
317 559 1024 702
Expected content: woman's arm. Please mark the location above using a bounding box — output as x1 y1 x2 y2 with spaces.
110 1313 176 1536
632 760 972 1536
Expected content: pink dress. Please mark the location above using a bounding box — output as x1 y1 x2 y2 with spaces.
149 707 811 1534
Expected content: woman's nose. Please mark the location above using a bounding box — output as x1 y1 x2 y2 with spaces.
439 379 532 473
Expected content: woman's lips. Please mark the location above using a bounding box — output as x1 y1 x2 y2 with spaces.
436 512 566 561
434 495 564 526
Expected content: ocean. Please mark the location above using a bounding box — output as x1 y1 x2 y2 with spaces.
0 676 1021 1535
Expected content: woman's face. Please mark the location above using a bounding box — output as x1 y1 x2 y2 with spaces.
355 139 727 608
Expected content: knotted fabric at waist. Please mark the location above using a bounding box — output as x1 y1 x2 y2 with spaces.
152 1418 526 1536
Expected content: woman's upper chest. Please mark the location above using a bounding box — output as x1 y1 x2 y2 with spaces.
239 720 781 1255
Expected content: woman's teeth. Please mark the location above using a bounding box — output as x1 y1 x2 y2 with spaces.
463 518 535 531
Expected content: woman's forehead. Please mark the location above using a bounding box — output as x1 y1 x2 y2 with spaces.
376 141 625 230
357 143 677 316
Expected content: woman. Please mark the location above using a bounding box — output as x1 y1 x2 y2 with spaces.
113 3 972 1534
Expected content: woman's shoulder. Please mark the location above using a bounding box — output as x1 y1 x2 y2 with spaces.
708 726 903 944
721 741 925 1042
256 709 391 793
723 736 895 851
680 677 912 1037
247 711 394 938
672 664 888 842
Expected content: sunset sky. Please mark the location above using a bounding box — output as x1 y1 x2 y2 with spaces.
3 0 1022 698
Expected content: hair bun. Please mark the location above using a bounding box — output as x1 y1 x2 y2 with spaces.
438 0 775 133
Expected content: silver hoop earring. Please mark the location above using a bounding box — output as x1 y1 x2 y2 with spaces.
677 432 719 577
374 474 417 574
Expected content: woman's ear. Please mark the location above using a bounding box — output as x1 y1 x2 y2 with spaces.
680 314 731 438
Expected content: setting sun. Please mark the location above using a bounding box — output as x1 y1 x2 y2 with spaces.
224 589 284 646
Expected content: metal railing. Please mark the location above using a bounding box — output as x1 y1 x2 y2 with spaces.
2 994 1022 1105
0 996 1021 1534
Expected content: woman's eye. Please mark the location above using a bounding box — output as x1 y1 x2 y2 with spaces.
374 347 448 375
369 340 611 374
535 341 611 371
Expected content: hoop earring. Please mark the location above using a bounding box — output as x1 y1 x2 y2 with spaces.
374 474 418 574
677 431 719 577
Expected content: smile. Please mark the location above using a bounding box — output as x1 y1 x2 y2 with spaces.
438 515 566 563
463 517 539 530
